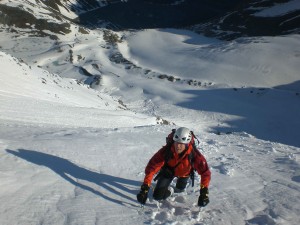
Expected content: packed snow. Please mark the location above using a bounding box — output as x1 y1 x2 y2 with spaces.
0 16 300 225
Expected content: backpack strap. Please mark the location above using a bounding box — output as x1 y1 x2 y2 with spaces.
188 147 196 187
188 131 201 187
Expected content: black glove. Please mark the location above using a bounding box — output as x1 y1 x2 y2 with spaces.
137 184 150 204
198 187 209 207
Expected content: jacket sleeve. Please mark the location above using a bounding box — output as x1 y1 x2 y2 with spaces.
194 150 211 188
143 147 166 186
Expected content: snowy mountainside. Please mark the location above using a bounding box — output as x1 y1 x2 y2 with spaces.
0 51 157 128
193 0 300 40
0 1 300 224
1 0 107 20
1 24 300 147
0 0 107 39
1 0 298 40
0 27 299 224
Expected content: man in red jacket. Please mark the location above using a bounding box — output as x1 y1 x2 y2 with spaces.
137 127 211 207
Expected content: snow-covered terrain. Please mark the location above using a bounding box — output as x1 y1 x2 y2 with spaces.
1 2 300 224
253 0 300 17
0 0 107 20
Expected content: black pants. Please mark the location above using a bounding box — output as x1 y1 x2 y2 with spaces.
153 176 189 200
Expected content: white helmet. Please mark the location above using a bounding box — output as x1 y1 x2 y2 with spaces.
173 127 192 144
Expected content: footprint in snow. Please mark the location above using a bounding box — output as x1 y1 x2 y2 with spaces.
212 162 235 176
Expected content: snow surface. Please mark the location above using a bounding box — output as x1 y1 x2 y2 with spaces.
253 0 300 17
0 0 107 20
0 20 300 225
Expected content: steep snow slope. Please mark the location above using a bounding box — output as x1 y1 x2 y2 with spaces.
0 28 300 224
0 51 156 128
1 120 299 225
1 26 299 146
0 3 300 224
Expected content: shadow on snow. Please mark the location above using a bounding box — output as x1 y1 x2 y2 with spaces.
6 149 140 207
177 81 300 148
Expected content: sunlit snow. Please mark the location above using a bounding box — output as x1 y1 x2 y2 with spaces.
0 2 300 225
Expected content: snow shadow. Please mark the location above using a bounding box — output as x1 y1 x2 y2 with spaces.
177 83 300 147
6 149 139 207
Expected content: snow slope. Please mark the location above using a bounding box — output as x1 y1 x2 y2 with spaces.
118 29 300 148
0 25 300 225
0 0 107 20
119 29 300 88
253 0 300 17
0 52 156 128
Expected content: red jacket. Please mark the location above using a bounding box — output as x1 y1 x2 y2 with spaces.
143 143 211 188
